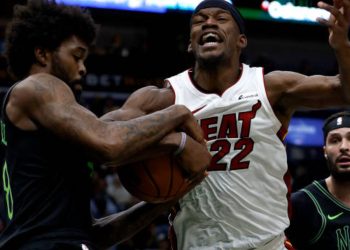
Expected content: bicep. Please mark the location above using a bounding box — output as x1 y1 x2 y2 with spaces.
287 74 342 108
267 71 343 111
101 85 175 121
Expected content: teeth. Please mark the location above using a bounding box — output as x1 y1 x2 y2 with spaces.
203 33 217 39
202 33 219 43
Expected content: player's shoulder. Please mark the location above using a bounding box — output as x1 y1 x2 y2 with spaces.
14 73 68 96
10 73 74 112
291 182 319 209
291 188 309 203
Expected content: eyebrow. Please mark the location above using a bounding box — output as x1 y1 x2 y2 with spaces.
328 131 350 137
73 47 88 57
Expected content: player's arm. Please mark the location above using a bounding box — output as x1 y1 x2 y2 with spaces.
91 173 206 249
266 69 350 129
100 85 174 121
9 73 203 166
266 71 345 112
266 0 350 125
100 86 177 163
318 0 350 99
100 86 212 176
266 70 345 127
91 201 176 249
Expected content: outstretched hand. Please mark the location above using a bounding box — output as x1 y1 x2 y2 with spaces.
317 0 350 49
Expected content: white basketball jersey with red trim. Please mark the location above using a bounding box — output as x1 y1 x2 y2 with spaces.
167 64 289 250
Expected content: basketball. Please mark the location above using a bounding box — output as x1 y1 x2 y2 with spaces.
117 154 189 203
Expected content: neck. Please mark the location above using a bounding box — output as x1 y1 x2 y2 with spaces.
326 176 350 207
29 64 51 76
192 62 242 94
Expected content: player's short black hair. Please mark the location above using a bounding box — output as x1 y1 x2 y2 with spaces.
5 0 97 80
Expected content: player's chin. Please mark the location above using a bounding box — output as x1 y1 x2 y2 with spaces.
70 76 83 84
69 78 84 90
332 165 350 178
198 54 224 67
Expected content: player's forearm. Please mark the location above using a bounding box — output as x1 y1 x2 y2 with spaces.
335 42 350 102
100 105 191 165
103 132 181 167
100 107 144 122
91 201 176 249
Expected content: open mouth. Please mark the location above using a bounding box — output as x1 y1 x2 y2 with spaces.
336 155 350 167
200 32 222 46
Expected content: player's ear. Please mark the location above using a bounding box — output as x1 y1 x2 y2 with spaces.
238 34 247 49
34 47 50 66
323 146 328 159
188 41 193 53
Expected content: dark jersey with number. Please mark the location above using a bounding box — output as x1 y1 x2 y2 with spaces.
286 179 350 250
0 86 95 250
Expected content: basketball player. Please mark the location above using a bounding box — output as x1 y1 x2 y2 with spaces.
0 1 211 249
101 0 350 249
286 111 350 250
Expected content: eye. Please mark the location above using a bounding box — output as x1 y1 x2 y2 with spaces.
192 17 205 25
328 137 340 144
73 54 86 62
217 15 228 21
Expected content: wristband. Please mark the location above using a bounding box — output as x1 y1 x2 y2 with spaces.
173 132 187 156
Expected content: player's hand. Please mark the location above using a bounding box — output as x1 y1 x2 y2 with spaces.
174 133 211 180
174 105 206 146
317 0 350 49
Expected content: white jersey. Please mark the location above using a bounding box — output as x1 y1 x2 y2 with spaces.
167 64 289 250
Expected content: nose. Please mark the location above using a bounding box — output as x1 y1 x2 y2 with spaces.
78 62 86 77
203 17 218 27
340 139 350 152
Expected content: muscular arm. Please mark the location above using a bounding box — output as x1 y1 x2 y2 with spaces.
266 71 344 125
100 85 212 175
266 1 350 127
318 0 350 101
7 73 202 165
100 86 178 164
100 85 175 121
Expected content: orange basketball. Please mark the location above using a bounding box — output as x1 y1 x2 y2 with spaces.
117 154 189 203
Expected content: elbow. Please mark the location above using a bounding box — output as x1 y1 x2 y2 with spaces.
330 79 350 104
337 76 350 103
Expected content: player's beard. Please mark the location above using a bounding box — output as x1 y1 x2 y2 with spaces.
196 52 228 70
51 53 71 84
327 159 350 182
51 53 83 102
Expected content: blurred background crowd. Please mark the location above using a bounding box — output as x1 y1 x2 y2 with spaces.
0 0 344 249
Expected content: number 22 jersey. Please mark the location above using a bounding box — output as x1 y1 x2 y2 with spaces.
167 64 290 250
